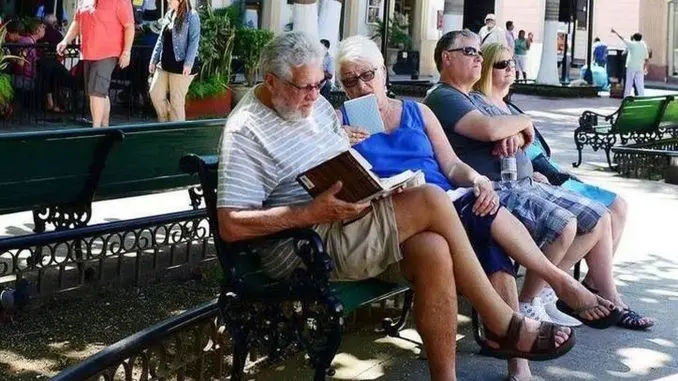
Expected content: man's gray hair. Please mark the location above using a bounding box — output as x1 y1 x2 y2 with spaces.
258 31 326 80
335 35 385 81
433 29 481 72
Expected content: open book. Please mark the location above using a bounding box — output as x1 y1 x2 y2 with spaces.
297 149 420 203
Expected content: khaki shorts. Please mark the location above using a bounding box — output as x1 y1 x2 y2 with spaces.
315 197 403 282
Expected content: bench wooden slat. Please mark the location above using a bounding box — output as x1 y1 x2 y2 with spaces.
96 119 226 200
0 130 121 215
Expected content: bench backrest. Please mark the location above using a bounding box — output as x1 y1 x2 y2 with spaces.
659 97 678 129
95 119 226 200
0 129 122 215
615 96 669 135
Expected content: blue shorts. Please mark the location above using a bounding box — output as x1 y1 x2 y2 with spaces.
453 192 515 277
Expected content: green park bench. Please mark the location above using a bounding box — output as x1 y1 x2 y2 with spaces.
573 95 672 169
0 119 226 294
179 154 414 381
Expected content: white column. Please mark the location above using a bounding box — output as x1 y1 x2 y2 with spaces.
318 0 342 52
443 0 464 33
293 0 319 39
536 0 561 85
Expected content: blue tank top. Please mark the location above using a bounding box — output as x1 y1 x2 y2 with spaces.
341 100 455 191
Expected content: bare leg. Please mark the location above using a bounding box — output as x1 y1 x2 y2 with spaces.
400 232 458 381
582 197 628 290
392 186 571 368
488 271 532 381
608 197 628 254
89 95 106 127
517 218 576 302
102 96 111 127
492 209 612 320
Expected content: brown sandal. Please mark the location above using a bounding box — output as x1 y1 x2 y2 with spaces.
480 313 576 361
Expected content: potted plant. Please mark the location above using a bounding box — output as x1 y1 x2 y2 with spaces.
0 25 24 118
185 4 236 119
230 27 274 103
371 13 412 75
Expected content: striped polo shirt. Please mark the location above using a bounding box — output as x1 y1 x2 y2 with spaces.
217 87 349 279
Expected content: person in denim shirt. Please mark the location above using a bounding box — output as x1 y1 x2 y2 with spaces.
148 0 200 121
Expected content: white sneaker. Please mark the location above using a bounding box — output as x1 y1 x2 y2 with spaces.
518 296 553 323
539 288 583 327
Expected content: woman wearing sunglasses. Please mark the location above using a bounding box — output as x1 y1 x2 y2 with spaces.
470 42 653 333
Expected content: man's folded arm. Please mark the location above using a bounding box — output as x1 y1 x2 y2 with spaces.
454 110 533 142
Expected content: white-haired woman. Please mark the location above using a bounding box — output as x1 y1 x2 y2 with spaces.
336 35 618 381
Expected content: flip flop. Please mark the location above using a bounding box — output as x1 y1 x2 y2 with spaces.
556 295 622 329
478 313 576 362
618 308 654 330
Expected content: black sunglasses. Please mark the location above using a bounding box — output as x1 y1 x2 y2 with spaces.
493 59 516 70
446 46 482 57
341 68 377 88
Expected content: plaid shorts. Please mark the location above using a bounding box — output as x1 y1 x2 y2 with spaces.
494 178 608 248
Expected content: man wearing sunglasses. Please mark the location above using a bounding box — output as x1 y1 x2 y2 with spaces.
424 30 634 380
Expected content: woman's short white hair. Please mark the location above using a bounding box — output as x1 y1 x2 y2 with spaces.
335 35 385 81
258 31 326 80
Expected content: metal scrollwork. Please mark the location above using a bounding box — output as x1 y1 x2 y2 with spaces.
32 204 92 233
573 127 617 168
0 215 214 295
188 186 205 210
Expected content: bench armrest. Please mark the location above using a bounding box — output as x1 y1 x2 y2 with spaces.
579 110 616 129
225 227 334 283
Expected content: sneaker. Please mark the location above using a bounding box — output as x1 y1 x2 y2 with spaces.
519 296 553 323
539 288 583 327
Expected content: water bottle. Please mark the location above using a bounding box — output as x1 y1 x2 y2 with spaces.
500 156 518 182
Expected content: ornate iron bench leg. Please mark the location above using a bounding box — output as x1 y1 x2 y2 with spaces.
381 289 414 337
230 326 250 381
604 145 614 169
572 128 587 168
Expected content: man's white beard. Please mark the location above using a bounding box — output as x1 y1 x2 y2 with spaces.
272 96 309 121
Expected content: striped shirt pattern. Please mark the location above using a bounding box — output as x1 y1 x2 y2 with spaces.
217 88 349 279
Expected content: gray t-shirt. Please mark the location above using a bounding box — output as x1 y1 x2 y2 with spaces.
424 83 532 180
217 87 349 279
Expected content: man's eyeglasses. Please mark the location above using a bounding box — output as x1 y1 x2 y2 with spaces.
275 74 326 93
446 46 482 57
493 59 516 70
341 68 377 88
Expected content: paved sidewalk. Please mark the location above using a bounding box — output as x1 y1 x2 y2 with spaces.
1 94 677 380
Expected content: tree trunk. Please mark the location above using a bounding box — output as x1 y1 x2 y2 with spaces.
293 0 319 39
443 0 464 33
536 0 561 85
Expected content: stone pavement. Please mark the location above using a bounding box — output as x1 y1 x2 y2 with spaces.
2 93 678 380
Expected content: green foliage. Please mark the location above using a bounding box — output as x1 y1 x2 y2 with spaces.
187 72 227 100
371 15 412 50
233 28 274 86
0 74 14 105
189 4 237 99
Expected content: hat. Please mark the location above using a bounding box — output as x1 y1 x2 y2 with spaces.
485 13 496 21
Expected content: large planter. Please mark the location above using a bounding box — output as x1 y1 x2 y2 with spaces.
230 84 253 107
185 89 233 119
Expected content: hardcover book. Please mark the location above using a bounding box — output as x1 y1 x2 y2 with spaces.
296 149 419 203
